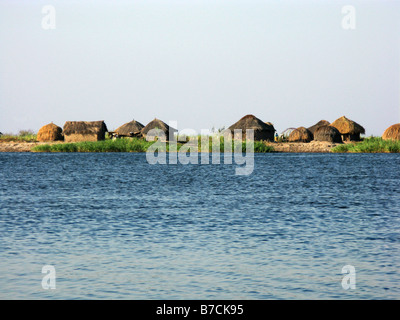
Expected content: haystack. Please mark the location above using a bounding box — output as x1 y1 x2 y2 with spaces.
382 124 400 141
37 123 63 142
227 114 275 141
307 120 330 135
314 125 342 143
330 116 365 141
141 118 177 141
63 121 108 142
115 119 144 138
288 127 313 142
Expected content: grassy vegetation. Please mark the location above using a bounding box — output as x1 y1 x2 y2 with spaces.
32 136 275 153
0 130 37 142
331 137 400 153
195 136 274 153
32 137 155 153
253 141 275 152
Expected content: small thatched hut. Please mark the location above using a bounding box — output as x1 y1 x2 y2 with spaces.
37 123 63 142
330 116 365 141
280 128 296 140
288 127 313 142
141 118 177 141
307 120 330 135
115 119 144 138
227 115 275 141
63 121 108 142
314 125 342 143
382 124 400 141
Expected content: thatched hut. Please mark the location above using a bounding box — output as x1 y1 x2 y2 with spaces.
330 116 365 141
382 124 400 141
288 127 313 142
141 118 177 141
280 128 296 140
63 121 108 142
314 125 342 143
115 119 144 138
37 123 63 142
227 114 275 141
307 120 330 135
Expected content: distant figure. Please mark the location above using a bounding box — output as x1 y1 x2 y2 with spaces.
274 132 279 142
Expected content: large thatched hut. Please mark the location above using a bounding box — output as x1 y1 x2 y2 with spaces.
141 118 177 141
37 123 63 142
115 119 144 138
382 124 400 141
314 125 342 143
307 120 330 135
288 127 313 142
63 121 108 142
330 116 365 141
227 115 275 141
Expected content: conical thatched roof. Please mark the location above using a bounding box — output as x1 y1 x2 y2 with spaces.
382 124 400 141
228 115 275 132
288 127 313 142
265 121 274 128
314 125 342 143
115 119 144 136
37 123 63 142
227 115 275 141
63 121 108 135
307 120 330 135
330 116 365 135
141 118 177 139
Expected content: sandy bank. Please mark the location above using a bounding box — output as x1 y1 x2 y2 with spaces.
265 140 341 153
0 140 340 153
0 141 62 152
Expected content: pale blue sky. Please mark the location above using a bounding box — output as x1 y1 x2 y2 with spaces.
0 0 399 136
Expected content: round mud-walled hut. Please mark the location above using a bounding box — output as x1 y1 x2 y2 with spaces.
382 124 400 141
141 118 177 141
314 125 342 143
330 116 365 141
115 119 144 138
307 120 330 135
288 127 313 142
37 123 63 142
63 121 108 142
227 115 275 141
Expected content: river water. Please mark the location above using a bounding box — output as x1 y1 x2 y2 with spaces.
0 153 399 299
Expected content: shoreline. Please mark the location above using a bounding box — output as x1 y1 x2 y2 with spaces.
0 140 340 153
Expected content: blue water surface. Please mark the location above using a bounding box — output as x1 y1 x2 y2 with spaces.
0 153 399 299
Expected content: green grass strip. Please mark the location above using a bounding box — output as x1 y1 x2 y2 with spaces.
331 137 400 153
32 137 275 153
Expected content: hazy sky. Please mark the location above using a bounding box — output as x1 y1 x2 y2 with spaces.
0 0 399 136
